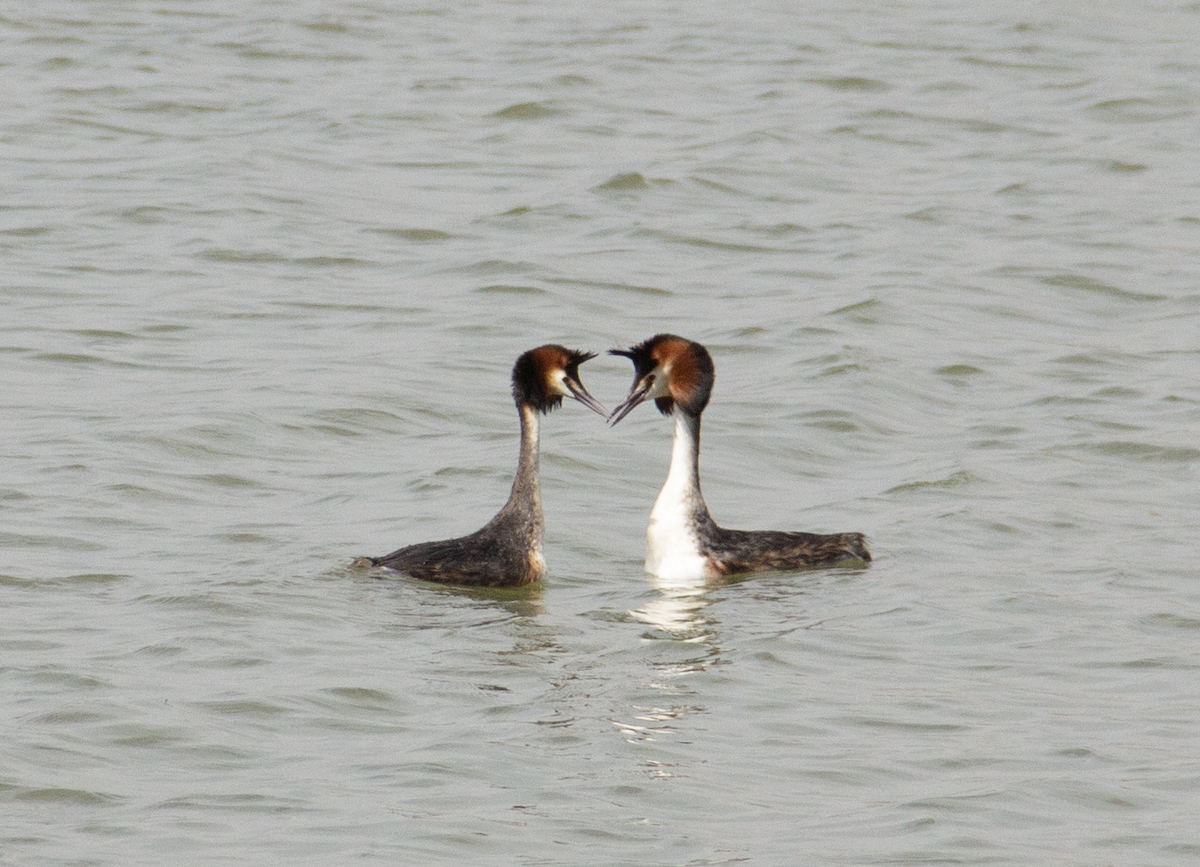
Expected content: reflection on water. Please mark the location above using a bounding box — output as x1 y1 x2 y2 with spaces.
612 704 702 745
360 568 546 618
630 576 713 640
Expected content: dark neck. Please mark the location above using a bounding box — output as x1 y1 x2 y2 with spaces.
497 402 543 528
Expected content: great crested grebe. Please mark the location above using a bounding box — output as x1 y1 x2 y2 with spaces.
609 334 870 580
358 345 607 587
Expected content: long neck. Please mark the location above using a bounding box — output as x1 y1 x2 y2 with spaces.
499 402 543 527
657 410 705 512
645 408 713 580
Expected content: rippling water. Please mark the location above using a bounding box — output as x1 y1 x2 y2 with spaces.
4 1 1200 864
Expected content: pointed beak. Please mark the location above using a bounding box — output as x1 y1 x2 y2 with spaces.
564 376 608 417
608 376 653 425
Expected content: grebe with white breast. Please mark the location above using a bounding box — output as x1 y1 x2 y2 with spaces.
609 334 870 581
358 345 606 587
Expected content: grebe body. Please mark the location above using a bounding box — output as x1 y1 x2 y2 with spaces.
610 334 870 580
361 345 606 587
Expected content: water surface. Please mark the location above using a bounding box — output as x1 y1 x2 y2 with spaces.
3 1 1200 864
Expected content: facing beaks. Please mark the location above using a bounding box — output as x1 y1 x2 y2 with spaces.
565 378 609 417
607 379 651 426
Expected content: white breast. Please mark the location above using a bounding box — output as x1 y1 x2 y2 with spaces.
645 478 713 583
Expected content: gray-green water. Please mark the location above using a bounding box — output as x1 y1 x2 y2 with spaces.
4 1 1200 864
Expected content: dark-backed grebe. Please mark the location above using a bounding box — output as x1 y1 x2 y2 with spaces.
609 334 870 580
358 345 606 587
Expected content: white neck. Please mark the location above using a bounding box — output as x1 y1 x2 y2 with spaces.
645 411 712 582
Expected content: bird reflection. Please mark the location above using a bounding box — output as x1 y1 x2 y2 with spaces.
630 579 713 638
628 567 724 652
351 563 546 620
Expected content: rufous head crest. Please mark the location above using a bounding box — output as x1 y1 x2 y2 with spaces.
609 334 714 422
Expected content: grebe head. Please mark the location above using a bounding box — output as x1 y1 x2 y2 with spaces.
512 345 607 416
608 334 714 424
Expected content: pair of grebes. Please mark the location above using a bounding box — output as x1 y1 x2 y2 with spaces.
356 335 870 587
